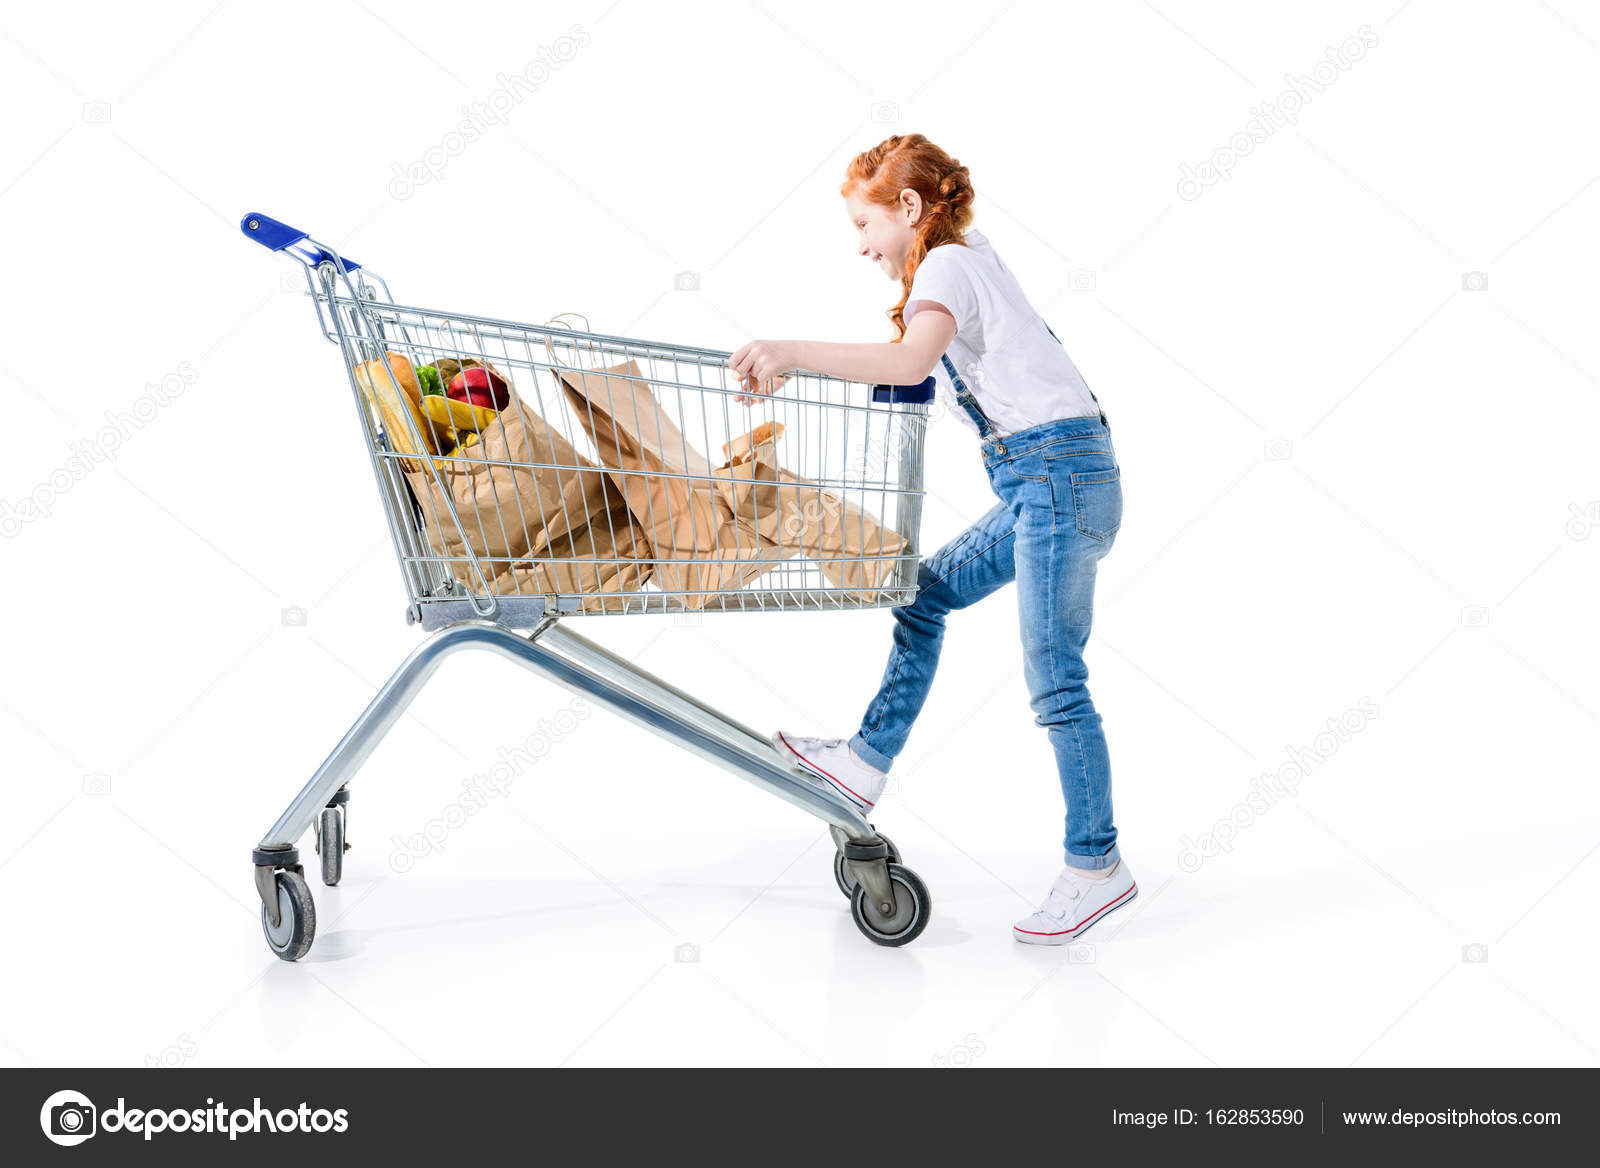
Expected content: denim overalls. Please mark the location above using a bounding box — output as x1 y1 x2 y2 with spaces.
848 327 1125 871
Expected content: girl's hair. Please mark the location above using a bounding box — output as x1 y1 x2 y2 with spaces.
840 133 975 340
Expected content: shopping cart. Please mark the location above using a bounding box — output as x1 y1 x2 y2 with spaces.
241 213 938 959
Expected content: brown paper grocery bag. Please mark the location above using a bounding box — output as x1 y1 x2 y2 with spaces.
710 421 790 543
552 361 801 608
554 359 725 556
405 392 651 602
711 421 909 594
647 509 793 610
487 487 656 613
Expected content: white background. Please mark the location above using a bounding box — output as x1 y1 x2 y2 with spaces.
2 0 1597 1068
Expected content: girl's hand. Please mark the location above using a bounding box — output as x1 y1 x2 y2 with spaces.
728 339 797 404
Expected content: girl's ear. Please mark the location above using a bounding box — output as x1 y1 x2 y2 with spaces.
899 187 923 226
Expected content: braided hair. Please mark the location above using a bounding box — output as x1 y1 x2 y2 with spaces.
840 133 976 340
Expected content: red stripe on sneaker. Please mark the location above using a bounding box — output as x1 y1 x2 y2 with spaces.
777 731 875 807
1013 882 1138 937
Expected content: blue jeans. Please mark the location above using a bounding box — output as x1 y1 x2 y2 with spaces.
849 415 1124 871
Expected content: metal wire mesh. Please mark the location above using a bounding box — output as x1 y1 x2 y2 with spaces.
304 262 929 621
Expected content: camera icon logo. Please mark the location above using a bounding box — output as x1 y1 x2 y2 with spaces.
82 772 112 797
673 941 700 963
673 271 700 292
1068 268 1097 293
279 271 305 293
1462 942 1489 963
1459 605 1490 628
81 101 111 124
870 100 900 122
1263 438 1293 461
1461 271 1488 292
40 1090 97 1146
672 611 702 628
281 605 308 627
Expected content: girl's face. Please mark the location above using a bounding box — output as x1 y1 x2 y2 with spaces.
845 188 922 280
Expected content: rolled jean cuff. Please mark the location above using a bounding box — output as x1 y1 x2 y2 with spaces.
848 732 893 775
1064 843 1121 872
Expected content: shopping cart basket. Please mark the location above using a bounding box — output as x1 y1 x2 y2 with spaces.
241 213 938 958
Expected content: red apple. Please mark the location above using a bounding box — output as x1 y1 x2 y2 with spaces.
447 365 510 410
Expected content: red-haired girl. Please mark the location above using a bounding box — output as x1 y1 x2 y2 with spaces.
731 134 1134 945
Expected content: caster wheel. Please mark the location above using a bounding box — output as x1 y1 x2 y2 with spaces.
316 806 345 886
261 869 316 962
851 863 931 947
833 831 900 898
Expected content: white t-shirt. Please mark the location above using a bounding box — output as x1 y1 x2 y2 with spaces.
905 229 1100 439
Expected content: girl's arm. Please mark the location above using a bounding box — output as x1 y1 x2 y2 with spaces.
729 306 957 393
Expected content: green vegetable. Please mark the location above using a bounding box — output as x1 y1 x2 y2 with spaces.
416 364 444 397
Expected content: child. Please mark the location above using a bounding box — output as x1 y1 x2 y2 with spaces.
729 134 1135 946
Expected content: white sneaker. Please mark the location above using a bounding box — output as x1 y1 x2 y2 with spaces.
772 731 887 813
1013 860 1138 945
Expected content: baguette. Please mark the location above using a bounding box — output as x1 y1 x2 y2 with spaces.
354 352 444 468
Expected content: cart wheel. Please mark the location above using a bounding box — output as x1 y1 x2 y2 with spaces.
833 831 900 898
850 863 931 947
260 869 316 962
317 806 345 887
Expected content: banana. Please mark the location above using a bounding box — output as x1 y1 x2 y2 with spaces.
422 393 500 433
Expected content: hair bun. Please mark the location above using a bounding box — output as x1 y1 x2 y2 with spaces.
938 165 973 207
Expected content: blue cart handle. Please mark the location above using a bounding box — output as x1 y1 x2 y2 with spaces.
871 375 936 404
240 212 361 273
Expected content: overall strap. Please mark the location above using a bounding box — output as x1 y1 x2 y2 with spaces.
940 353 1008 456
1042 320 1108 425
